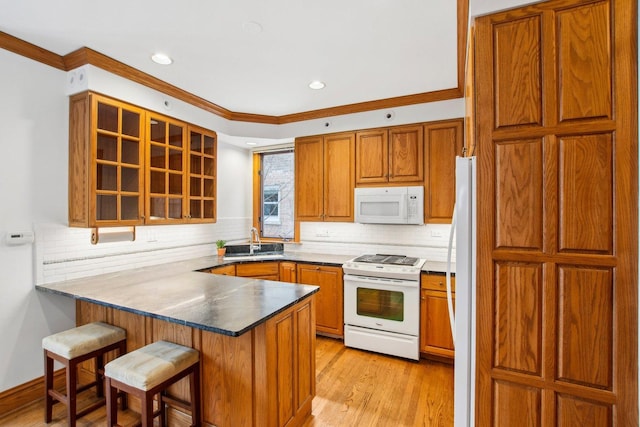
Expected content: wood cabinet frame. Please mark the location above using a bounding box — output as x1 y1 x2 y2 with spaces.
69 91 217 227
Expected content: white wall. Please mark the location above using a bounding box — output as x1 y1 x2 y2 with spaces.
0 48 75 391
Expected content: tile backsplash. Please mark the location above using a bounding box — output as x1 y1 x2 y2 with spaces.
294 222 455 261
35 220 455 284
35 219 251 284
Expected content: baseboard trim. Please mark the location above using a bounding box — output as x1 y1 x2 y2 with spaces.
0 368 65 416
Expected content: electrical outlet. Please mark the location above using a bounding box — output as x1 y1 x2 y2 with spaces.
431 229 443 237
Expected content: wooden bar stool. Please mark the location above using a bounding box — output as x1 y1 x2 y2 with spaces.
104 340 201 427
42 321 126 426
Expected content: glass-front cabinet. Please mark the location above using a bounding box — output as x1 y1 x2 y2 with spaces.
146 114 186 223
188 126 217 221
69 91 217 227
94 98 144 224
69 92 145 227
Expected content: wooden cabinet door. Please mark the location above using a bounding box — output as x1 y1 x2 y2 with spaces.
388 125 423 183
420 289 454 358
296 264 343 337
236 262 280 281
355 129 388 184
69 92 146 227
207 265 236 276
295 136 324 221
475 1 637 425
146 113 187 224
279 262 297 283
187 125 216 222
323 132 355 221
424 119 463 223
420 274 455 359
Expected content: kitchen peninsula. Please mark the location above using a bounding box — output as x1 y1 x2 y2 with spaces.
36 256 320 427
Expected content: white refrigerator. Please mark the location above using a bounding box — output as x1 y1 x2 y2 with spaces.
447 156 476 427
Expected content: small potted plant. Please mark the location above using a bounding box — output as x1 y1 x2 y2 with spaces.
216 240 226 256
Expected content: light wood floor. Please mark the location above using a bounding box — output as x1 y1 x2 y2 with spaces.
0 337 453 427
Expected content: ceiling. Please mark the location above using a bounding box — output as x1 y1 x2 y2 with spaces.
0 0 460 118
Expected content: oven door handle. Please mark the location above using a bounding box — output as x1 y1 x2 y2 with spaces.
343 274 415 287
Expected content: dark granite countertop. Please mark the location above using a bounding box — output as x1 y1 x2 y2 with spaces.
36 251 452 337
36 256 319 337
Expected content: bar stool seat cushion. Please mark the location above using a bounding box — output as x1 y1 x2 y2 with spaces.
42 322 126 359
104 340 199 391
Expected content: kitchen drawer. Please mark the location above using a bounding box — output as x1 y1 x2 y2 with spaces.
421 273 455 293
207 265 236 276
236 262 280 278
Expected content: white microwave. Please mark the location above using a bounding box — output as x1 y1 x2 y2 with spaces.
354 186 424 225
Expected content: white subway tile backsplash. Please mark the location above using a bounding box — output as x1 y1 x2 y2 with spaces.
35 217 455 284
35 219 251 284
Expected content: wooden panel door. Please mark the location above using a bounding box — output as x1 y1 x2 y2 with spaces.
279 261 297 283
261 296 315 427
420 274 456 359
388 125 424 183
323 132 355 221
295 136 324 221
296 264 343 337
474 1 637 425
424 119 463 223
355 129 388 184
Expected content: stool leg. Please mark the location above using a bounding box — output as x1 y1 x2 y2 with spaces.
95 353 105 398
44 351 54 423
117 340 128 410
67 359 78 427
141 391 155 427
105 377 118 427
190 364 201 427
159 390 167 427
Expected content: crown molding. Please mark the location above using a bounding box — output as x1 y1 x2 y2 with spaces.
0 31 65 70
0 0 468 124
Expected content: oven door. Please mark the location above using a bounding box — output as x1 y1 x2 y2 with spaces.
343 274 419 336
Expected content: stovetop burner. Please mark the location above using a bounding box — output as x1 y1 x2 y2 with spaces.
351 254 420 266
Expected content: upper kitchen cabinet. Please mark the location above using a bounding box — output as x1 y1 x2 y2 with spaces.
146 113 187 224
424 119 463 223
356 125 424 185
295 132 355 222
187 126 217 222
68 91 218 227
69 92 145 227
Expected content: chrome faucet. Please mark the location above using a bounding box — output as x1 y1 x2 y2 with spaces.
249 227 261 254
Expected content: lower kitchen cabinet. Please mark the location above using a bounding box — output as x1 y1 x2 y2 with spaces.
236 262 280 281
420 273 455 359
279 261 297 283
296 263 343 337
206 264 236 276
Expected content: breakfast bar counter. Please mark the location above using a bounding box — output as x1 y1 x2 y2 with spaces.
36 258 319 427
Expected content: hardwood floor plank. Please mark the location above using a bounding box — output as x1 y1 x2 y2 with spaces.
0 336 453 427
304 337 454 427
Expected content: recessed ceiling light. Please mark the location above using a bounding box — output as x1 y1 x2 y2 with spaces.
309 80 326 90
246 142 257 146
151 53 173 65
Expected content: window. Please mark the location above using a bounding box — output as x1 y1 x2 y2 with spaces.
263 186 280 224
254 150 295 240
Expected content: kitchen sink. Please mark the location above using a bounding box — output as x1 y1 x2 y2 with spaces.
223 242 284 260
